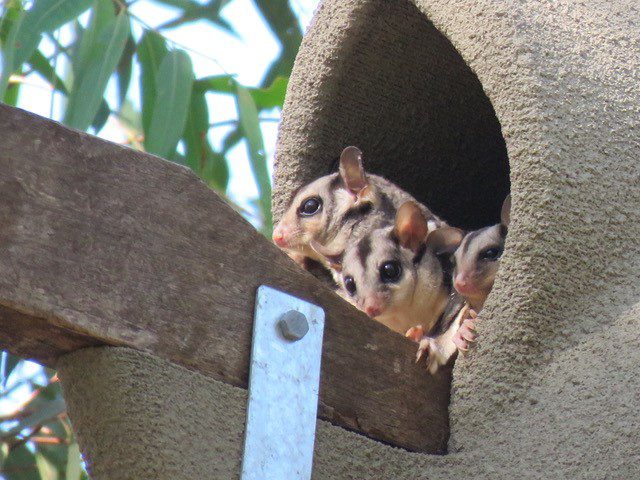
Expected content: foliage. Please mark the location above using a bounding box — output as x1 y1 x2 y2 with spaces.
0 0 304 477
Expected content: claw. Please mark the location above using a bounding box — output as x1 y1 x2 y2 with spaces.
459 323 477 342
405 325 425 343
454 314 479 353
415 337 430 363
453 334 468 352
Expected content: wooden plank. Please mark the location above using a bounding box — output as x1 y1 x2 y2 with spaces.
0 104 451 453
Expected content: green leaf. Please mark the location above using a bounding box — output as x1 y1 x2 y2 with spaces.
248 76 288 110
144 50 194 158
183 90 229 190
65 443 82 480
27 50 68 94
193 74 235 94
1 0 93 98
6 384 65 437
116 35 136 108
3 82 20 106
157 0 236 35
117 99 142 133
91 100 111 133
137 30 169 134
37 443 66 473
72 0 116 80
194 75 287 110
28 49 112 125
221 127 242 155
0 4 23 99
235 85 272 233
1 352 21 388
35 453 58 480
3 444 40 480
0 442 8 463
64 11 130 131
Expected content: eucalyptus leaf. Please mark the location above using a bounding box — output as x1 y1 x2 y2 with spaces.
247 76 288 110
91 100 111 133
144 50 194 158
3 444 40 480
157 0 236 35
27 50 68 94
73 0 116 79
5 392 65 437
137 30 169 134
194 75 287 110
1 352 21 389
1 0 93 97
64 11 130 131
4 82 20 106
193 74 236 94
35 453 58 480
0 5 24 99
116 36 136 108
183 89 210 171
221 127 242 155
65 443 82 480
183 90 229 190
236 85 272 232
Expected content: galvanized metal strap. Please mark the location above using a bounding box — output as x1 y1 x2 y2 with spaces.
241 285 325 480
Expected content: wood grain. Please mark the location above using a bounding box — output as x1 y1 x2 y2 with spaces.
0 104 451 453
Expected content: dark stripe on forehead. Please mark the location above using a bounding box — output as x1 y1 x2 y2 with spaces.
413 243 427 265
328 173 342 191
340 202 373 227
438 252 455 289
389 230 400 247
460 226 490 255
378 192 397 218
357 235 372 269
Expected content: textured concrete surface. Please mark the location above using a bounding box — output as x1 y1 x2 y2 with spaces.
57 0 639 478
58 348 245 480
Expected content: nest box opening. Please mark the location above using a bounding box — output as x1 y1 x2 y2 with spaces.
275 1 510 230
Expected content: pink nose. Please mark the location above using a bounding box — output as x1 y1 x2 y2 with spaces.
365 305 381 317
454 275 472 294
364 300 383 318
272 227 288 247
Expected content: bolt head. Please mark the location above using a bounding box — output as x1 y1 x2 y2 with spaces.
278 310 309 341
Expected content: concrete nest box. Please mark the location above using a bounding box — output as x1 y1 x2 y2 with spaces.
273 0 640 475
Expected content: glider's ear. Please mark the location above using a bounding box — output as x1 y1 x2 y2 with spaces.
425 227 465 256
394 202 429 252
339 146 368 196
501 194 511 227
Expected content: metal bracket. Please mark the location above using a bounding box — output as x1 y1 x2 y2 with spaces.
240 285 326 480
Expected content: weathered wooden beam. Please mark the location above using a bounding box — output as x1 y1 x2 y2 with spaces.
0 104 450 453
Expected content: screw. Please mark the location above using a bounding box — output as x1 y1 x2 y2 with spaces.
277 310 309 341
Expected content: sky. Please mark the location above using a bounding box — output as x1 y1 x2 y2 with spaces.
2 0 320 414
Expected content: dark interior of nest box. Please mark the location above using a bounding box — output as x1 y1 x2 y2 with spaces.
305 1 511 230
